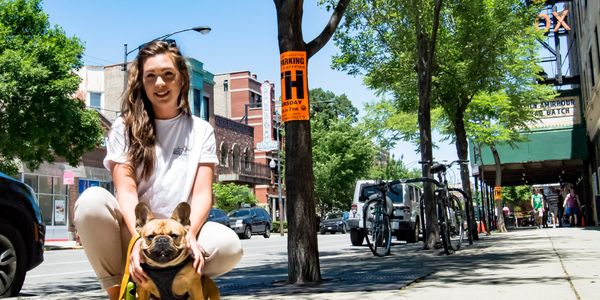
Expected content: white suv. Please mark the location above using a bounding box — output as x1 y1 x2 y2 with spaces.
347 180 422 246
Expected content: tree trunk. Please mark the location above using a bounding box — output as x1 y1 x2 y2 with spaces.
490 144 507 232
274 0 349 283
453 110 478 241
415 0 443 250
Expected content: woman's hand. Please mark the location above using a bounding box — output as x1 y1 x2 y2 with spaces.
129 238 149 284
186 231 205 275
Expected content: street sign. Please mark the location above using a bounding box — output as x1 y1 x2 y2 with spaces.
257 141 278 151
494 186 502 201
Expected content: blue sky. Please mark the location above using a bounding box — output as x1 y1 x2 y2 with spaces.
42 0 458 173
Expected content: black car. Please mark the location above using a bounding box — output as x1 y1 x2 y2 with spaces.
320 212 348 234
0 172 45 297
207 208 230 227
228 207 272 239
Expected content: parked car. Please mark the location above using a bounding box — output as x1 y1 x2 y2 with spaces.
207 208 230 227
228 207 272 239
319 212 347 234
0 172 45 297
347 180 422 246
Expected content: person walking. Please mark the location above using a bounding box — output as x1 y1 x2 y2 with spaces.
545 188 560 228
531 189 544 228
564 188 581 227
73 40 243 300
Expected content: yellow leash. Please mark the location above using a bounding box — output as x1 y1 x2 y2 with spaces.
118 233 140 300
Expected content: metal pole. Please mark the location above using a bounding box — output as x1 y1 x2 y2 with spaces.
276 119 284 236
123 43 128 89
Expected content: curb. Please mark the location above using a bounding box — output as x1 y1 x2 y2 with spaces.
44 245 83 251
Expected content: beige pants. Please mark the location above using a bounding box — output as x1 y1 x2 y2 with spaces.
74 186 243 289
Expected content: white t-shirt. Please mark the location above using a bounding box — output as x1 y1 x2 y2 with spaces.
103 114 219 218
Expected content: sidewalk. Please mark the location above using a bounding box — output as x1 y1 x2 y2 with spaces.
35 227 600 299
220 227 600 300
43 240 82 251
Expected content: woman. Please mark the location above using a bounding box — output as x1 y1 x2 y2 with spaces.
74 41 242 300
563 188 581 227
531 189 544 228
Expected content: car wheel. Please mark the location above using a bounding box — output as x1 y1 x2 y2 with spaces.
242 226 252 239
340 224 347 234
0 223 27 297
263 225 271 238
406 219 419 243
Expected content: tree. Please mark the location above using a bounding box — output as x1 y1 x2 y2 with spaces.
431 0 548 239
368 154 421 181
274 0 350 283
326 0 443 249
0 0 103 175
212 183 257 212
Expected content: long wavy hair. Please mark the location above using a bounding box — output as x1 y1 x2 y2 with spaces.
122 40 191 180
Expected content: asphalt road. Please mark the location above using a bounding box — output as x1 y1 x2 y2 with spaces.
16 232 357 298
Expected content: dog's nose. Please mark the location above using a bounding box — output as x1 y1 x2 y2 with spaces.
155 236 170 246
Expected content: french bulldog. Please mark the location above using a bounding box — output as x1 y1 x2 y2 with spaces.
134 202 220 300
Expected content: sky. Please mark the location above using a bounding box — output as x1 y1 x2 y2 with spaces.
42 1 459 176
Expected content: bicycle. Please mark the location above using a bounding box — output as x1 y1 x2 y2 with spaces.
360 181 396 257
400 160 471 255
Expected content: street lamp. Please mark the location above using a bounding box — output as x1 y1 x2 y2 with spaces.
269 116 284 236
122 26 211 86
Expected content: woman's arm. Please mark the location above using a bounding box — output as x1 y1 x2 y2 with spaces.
187 163 215 274
112 163 139 236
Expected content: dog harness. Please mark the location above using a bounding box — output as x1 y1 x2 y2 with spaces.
141 256 193 300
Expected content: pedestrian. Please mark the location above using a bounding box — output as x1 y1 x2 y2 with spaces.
563 188 581 227
531 188 544 228
557 188 565 227
545 187 560 228
73 40 243 300
541 189 549 228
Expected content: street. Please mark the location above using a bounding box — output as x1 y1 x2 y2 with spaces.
12 227 600 299
16 232 359 299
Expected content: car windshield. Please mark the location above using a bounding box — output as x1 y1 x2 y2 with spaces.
229 209 250 217
326 213 343 220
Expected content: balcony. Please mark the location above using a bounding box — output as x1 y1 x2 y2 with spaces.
217 161 272 185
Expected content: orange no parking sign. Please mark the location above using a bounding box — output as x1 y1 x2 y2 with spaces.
280 51 309 122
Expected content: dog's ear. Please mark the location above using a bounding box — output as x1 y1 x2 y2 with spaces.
171 202 191 226
135 202 154 232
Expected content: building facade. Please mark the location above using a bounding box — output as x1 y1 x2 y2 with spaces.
214 71 286 222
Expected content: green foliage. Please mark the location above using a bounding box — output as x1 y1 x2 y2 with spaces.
272 221 288 233
311 89 375 213
310 88 358 126
502 185 532 211
0 0 103 174
212 183 257 212
367 153 420 181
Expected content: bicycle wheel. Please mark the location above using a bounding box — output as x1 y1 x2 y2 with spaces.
363 199 392 257
444 194 465 253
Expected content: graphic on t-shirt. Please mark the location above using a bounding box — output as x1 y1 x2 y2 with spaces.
173 145 190 156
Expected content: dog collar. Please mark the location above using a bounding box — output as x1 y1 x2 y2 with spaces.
141 256 193 300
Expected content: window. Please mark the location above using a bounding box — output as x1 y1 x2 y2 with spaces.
232 144 241 172
219 142 228 166
192 89 210 121
590 49 596 87
243 148 252 170
24 174 69 226
89 92 101 109
250 92 262 108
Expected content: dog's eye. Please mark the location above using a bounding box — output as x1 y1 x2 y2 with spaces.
170 234 179 239
147 235 155 240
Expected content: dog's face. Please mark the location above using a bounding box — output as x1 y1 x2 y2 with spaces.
135 202 191 267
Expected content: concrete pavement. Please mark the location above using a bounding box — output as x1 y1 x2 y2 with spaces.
36 227 600 299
